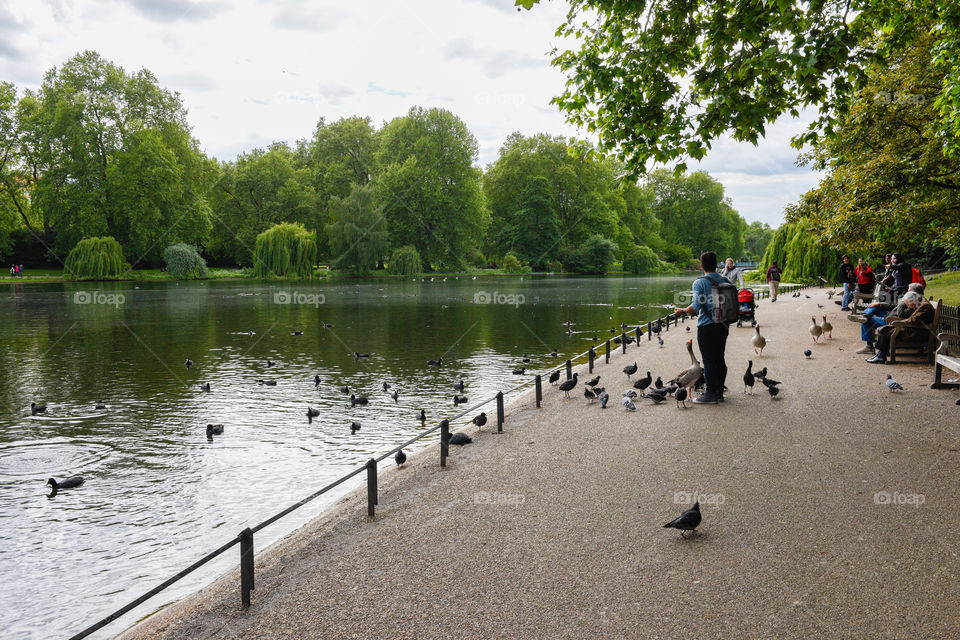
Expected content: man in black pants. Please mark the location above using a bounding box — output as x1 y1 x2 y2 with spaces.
674 251 728 404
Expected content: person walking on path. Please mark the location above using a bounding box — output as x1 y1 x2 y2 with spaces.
720 257 744 288
674 251 728 404
765 260 782 301
838 255 856 310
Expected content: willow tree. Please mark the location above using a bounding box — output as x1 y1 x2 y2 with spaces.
64 236 128 280
253 222 317 278
759 221 840 284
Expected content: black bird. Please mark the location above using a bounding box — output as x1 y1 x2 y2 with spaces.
550 349 559 357
634 371 652 393
454 395 468 406
453 379 466 391
685 326 690 332
267 360 276 368
472 412 488 428
185 359 193 369
354 352 371 359
661 383 679 395
447 432 472 446
427 357 443 366
94 400 106 409
743 360 755 394
323 323 333 328
675 387 688 408
623 362 638 379
652 324 661 335
598 388 609 408
314 375 321 387
391 390 399 402
258 379 277 386
663 501 701 537
768 384 780 399
418 409 426 422
512 367 526 375
350 421 361 433
31 402 47 415
522 355 531 363
200 383 211 392
588 346 597 359
761 376 782 387
382 381 390 391
658 335 664 348
395 449 407 468
47 476 84 490
654 376 663 389
609 327 617 333
804 349 812 358
292 330 304 335
586 375 600 387
339 385 350 394
206 423 224 436
646 388 669 404
307 407 320 418
350 394 369 405
584 387 597 403
754 367 768 380
549 370 562 385
558 373 579 398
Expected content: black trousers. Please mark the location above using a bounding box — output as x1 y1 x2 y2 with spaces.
697 322 729 397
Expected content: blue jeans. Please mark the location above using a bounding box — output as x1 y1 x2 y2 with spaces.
861 307 887 343
842 283 854 309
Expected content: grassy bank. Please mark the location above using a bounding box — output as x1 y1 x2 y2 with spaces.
925 271 960 304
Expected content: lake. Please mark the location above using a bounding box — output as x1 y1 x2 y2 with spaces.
0 274 692 638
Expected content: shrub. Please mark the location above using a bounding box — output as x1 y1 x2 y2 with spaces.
388 245 423 275
465 248 486 268
64 237 128 280
501 252 529 274
253 222 317 278
622 244 660 275
566 235 617 274
163 243 209 279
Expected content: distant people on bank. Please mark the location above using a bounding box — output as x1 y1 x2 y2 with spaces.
866 291 934 364
838 255 856 310
857 282 924 355
674 251 729 405
720 257 744 289
855 258 875 296
765 260 783 301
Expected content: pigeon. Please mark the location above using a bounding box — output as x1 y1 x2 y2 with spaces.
804 349 812 358
350 421 361 433
663 501 701 537
349 394 369 405
584 387 597 403
754 366 768 380
621 396 637 411
675 387 688 408
654 376 663 389
885 374 904 392
47 477 85 490
760 376 782 387
306 407 320 418
472 412 488 428
658 335 664 348
548 370 561 385
622 389 638 398
634 371 652 393
586 375 600 387
646 388 669 404
31 402 47 415
558 373 579 398
598 388 609 408
206 423 224 436
623 362 638 379
743 361 755 394
185 359 193 369
395 449 407 467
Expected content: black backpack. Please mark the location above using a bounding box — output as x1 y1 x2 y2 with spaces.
698 274 739 325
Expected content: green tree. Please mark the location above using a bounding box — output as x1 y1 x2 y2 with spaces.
387 245 422 275
326 183 389 274
308 116 378 201
622 244 660 275
511 176 560 269
517 0 960 172
163 243 208 279
64 236 128 280
375 107 485 270
0 82 24 257
253 222 317 278
744 221 775 260
565 234 617 274
759 220 840 284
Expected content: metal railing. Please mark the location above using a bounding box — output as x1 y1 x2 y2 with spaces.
69 282 810 639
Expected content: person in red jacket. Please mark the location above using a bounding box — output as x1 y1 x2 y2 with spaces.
855 258 875 294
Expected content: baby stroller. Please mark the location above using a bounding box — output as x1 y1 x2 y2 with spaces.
736 288 756 327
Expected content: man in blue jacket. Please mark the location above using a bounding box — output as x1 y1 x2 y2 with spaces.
674 251 728 405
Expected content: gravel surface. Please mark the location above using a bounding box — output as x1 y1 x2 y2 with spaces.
120 291 960 639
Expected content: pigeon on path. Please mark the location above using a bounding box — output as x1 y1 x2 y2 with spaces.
885 374 904 392
622 396 636 411
663 501 701 537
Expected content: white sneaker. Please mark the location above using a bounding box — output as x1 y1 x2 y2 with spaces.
855 345 875 354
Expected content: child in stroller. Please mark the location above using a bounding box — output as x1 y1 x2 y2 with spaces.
737 288 756 327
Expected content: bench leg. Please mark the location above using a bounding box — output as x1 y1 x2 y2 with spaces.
930 362 960 389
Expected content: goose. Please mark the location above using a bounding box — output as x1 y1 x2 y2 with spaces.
752 325 766 356
418 409 426 422
185 359 193 368
809 316 822 343
585 375 600 388
206 423 224 436
258 379 277 386
47 477 84 490
623 362 638 379
94 401 106 409
633 371 652 393
266 360 276 368
548 370 561 385
391 390 399 402
558 373 579 398
314 375 321 387
306 407 320 418
453 395 468 405
743 361 755 394
512 367 526 375
199 383 211 392
584 387 597 403
338 385 350 394
31 402 47 415
350 394 369 405
453 379 466 391
598 388 609 408
350 421 361 433
821 315 833 339
472 412 487 428
675 386 689 408
669 340 702 393
395 449 407 467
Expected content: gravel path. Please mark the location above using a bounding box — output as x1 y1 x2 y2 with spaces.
121 291 960 639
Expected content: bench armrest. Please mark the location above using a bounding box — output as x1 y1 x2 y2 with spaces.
937 332 960 356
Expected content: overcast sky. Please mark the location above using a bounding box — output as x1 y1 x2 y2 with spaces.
2 0 821 227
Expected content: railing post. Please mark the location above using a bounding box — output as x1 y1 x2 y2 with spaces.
440 419 449 467
588 349 594 373
496 391 504 433
605 339 610 363
665 316 669 331
565 359 572 380
635 326 641 343
621 333 627 353
366 458 377 517
647 322 652 340
240 527 254 609
535 374 542 407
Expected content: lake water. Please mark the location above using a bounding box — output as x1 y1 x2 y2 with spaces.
0 274 692 638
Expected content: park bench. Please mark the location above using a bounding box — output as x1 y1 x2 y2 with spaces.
886 298 941 364
931 332 960 389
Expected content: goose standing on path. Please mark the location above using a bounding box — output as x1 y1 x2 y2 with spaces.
821 315 833 339
743 361 755 394
669 340 702 395
558 373 579 398
623 362 638 379
752 325 766 356
809 316 823 343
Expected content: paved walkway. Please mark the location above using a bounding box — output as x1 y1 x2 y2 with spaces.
123 291 960 639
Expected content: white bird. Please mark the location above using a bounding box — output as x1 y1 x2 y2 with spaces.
885 374 904 392
809 316 823 343
622 389 638 398
621 396 636 411
821 315 833 339
752 324 766 356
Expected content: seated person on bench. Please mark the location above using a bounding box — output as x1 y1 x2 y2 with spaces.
857 282 925 355
866 292 934 364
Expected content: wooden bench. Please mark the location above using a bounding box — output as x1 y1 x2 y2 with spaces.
887 298 941 364
931 332 960 389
